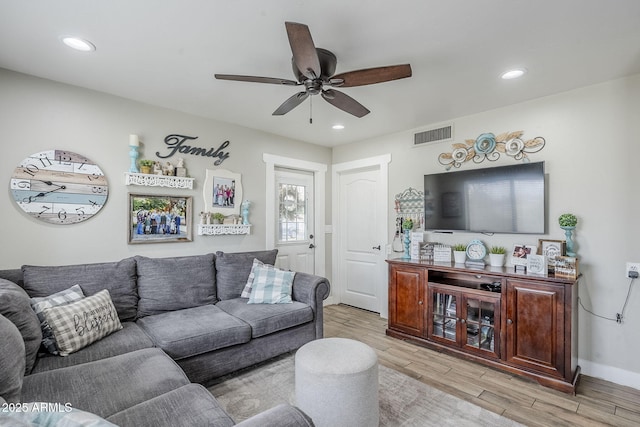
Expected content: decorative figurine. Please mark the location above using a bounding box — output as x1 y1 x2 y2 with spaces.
129 135 140 173
162 161 175 176
241 200 251 225
153 161 163 175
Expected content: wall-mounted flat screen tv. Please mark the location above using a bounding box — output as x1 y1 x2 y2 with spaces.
424 162 545 234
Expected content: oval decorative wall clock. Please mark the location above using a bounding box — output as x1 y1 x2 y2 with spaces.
9 149 109 224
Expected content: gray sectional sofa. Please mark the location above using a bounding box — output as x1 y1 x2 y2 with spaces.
0 249 330 426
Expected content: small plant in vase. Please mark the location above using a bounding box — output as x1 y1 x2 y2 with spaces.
489 246 507 267
212 213 225 224
401 219 414 259
139 159 154 174
452 243 467 264
558 213 578 256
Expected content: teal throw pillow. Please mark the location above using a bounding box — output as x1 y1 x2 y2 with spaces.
247 266 295 304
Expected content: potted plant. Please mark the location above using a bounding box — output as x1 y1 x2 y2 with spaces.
139 159 154 174
452 243 467 264
212 212 225 224
489 246 507 267
558 213 578 256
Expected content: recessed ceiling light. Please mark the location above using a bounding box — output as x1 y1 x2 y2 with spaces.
332 124 345 130
61 36 96 52
501 69 526 80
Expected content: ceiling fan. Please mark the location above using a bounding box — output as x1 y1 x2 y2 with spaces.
214 22 412 118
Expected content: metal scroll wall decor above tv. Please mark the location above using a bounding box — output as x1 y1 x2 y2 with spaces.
424 162 545 234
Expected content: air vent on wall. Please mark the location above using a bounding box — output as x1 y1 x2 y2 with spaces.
413 123 454 146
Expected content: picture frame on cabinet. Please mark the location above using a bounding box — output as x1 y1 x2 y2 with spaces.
511 244 537 267
554 256 579 279
203 169 243 216
128 193 193 244
538 239 566 273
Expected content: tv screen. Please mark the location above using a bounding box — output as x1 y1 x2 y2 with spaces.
424 162 545 234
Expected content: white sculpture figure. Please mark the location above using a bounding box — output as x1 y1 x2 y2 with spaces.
200 212 207 225
177 158 185 168
153 161 163 175
241 200 251 225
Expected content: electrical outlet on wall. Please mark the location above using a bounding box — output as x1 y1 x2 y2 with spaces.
626 262 640 278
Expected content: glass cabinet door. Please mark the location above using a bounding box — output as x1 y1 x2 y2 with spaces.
429 287 459 344
463 295 500 357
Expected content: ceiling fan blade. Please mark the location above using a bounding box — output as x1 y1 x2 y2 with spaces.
273 91 310 116
321 89 370 118
214 74 300 86
285 22 321 80
331 64 412 87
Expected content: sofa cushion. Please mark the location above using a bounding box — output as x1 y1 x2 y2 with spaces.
137 305 251 360
31 322 154 374
216 298 313 338
21 348 190 419
0 314 25 403
215 250 278 300
31 284 85 355
42 290 123 357
247 266 295 304
0 279 42 374
22 258 138 322
106 384 235 427
136 254 216 318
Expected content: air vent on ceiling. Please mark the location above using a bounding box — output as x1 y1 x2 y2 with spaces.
413 123 454 147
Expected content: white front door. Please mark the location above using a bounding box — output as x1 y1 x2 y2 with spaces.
274 168 315 274
337 167 385 312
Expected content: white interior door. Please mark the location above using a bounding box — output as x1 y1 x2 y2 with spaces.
274 168 315 274
337 167 385 312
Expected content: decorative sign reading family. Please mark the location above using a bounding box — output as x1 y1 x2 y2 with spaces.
156 134 231 166
438 130 545 170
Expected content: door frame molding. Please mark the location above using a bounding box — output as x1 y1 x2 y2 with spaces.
263 153 327 277
332 154 391 316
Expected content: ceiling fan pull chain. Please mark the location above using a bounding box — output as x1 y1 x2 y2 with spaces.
309 96 313 124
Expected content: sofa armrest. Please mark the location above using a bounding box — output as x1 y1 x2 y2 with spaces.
234 404 314 427
291 272 330 339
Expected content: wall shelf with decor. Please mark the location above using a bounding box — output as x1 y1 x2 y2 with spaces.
197 224 251 236
124 172 194 189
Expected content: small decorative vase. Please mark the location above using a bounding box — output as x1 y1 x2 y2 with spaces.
140 165 151 174
489 253 505 267
453 251 467 264
561 226 576 257
129 145 139 173
402 230 411 259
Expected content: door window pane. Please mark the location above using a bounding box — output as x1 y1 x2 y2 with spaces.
278 183 306 242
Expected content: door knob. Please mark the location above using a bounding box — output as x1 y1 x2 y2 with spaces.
372 245 381 250
507 319 513 325
309 243 315 249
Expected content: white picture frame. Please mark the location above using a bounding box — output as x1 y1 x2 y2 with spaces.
203 169 243 216
527 254 548 275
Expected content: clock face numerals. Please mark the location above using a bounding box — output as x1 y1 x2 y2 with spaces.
10 150 108 224
466 240 487 260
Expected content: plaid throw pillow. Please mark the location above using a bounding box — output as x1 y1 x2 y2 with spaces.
30 284 85 355
247 265 295 304
42 289 123 356
241 258 277 298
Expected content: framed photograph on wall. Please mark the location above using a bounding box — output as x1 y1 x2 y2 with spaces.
511 244 537 266
538 239 566 273
203 169 243 216
128 193 192 244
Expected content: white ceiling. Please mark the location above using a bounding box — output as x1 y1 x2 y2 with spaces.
1 1 639 147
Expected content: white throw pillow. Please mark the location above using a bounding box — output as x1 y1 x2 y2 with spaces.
241 258 277 298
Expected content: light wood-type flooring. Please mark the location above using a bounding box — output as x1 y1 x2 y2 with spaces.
323 304 640 427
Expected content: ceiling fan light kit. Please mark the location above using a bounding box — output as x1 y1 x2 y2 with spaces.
214 22 412 119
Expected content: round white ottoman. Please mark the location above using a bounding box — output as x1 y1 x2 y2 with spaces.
295 337 379 427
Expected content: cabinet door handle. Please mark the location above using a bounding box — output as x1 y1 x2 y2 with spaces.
418 300 423 305
507 319 513 325
459 318 466 323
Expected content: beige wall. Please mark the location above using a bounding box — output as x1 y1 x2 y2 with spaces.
0 69 331 268
333 73 640 388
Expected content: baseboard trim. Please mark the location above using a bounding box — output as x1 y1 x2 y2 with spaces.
579 358 640 390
